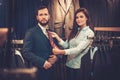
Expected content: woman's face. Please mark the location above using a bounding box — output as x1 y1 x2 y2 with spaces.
76 12 87 28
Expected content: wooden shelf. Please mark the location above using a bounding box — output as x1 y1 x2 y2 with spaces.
0 28 8 32
0 28 13 32
94 27 120 31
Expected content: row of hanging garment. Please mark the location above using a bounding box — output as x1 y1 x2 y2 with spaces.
79 30 120 80
0 32 25 69
89 31 120 80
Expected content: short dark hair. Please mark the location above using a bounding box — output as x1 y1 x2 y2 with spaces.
36 5 49 15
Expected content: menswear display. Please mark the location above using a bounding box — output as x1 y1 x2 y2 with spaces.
49 0 80 39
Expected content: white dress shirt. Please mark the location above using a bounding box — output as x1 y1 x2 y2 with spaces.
38 23 48 38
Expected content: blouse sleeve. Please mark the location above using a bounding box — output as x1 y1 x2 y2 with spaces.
64 30 94 55
59 40 69 49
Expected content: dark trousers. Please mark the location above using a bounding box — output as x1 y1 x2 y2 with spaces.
66 66 81 80
36 67 54 80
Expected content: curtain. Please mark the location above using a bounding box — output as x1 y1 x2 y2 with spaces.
80 0 120 27
13 0 40 39
1 0 120 38
0 0 8 27
13 0 49 39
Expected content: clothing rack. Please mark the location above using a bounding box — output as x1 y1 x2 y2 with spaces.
0 28 8 32
88 27 120 80
93 27 120 47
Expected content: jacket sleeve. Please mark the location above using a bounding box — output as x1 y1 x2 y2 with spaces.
22 30 45 68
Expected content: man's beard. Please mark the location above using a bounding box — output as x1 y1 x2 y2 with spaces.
39 21 49 26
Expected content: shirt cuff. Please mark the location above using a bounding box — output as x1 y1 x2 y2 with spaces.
43 60 47 68
59 39 65 45
64 49 70 55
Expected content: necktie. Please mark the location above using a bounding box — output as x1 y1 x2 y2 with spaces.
46 30 59 49
47 30 63 58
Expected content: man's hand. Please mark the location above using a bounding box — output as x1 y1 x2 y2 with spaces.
43 61 52 69
48 55 57 65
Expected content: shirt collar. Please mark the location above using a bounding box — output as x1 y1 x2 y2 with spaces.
81 26 89 31
38 23 47 32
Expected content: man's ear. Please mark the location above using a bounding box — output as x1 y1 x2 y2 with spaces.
36 15 38 20
48 14 50 20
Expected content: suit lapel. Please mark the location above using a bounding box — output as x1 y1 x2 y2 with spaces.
58 0 67 13
36 25 48 38
36 25 50 44
66 0 72 11
58 0 73 14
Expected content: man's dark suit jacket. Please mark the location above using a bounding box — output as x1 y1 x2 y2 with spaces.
23 25 54 80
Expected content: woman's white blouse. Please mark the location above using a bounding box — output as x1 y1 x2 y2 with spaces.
59 26 94 69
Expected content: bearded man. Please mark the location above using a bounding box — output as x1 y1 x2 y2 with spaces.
23 6 57 80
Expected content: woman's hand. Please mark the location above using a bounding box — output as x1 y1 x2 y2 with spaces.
49 32 58 38
49 32 62 42
52 47 60 55
52 47 65 55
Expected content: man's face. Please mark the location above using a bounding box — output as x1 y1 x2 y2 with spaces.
36 8 50 26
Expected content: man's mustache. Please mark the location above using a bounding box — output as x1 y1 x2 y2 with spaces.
41 19 47 21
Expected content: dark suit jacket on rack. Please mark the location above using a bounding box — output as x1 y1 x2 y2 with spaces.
23 25 54 80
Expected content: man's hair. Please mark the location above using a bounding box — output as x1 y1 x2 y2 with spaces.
36 5 49 15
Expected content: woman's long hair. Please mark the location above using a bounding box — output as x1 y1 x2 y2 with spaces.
68 8 93 41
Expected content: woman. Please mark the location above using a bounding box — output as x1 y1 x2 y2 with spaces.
51 8 94 80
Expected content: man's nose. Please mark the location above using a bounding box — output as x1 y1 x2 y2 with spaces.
42 15 46 18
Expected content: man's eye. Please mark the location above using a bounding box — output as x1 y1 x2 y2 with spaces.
39 14 43 16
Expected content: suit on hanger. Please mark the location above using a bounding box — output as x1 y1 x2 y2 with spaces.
48 0 80 39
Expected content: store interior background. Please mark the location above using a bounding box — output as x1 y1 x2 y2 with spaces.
0 0 120 80
0 0 120 38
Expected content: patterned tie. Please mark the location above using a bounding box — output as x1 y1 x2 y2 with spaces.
47 30 63 58
46 29 59 48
